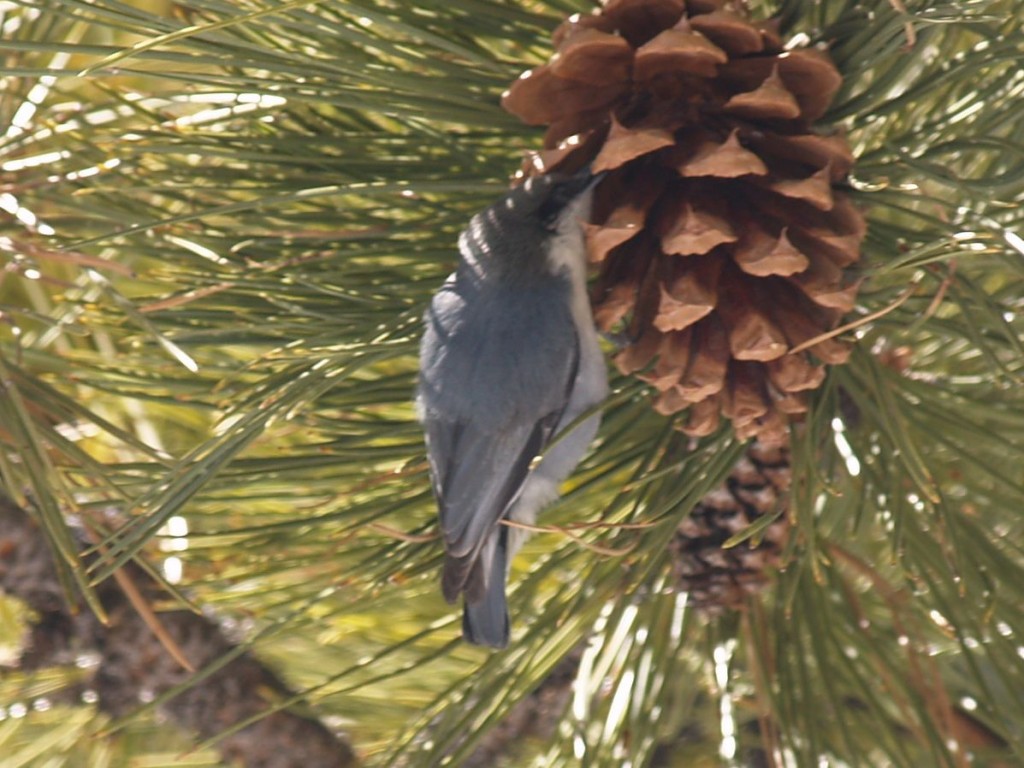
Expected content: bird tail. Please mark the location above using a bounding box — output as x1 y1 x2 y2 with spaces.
460 527 510 649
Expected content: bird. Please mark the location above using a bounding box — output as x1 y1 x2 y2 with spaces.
417 168 609 648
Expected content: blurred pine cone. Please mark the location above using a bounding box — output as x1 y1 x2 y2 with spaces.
503 0 865 443
669 440 790 611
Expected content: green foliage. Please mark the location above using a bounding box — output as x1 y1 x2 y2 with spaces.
2 0 1024 765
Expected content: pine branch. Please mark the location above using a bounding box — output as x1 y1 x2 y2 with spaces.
0 492 357 768
456 644 583 767
3 0 1024 765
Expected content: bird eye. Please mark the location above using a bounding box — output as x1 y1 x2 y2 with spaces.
538 200 563 231
538 187 576 231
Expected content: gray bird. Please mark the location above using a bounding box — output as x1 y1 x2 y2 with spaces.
417 169 609 648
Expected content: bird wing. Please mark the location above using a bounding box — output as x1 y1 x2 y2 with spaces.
419 263 582 603
425 338 580 604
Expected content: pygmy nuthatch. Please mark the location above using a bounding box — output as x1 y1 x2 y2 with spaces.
418 169 608 648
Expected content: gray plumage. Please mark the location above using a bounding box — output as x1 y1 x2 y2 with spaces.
418 170 608 648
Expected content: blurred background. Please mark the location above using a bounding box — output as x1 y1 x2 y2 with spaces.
1 1 1023 765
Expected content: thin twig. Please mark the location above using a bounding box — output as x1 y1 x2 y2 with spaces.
367 523 437 543
922 260 956 320
887 0 917 50
82 525 196 673
787 281 918 356
501 519 640 556
110 562 196 672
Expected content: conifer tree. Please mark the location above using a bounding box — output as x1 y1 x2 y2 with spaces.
1 1 1023 765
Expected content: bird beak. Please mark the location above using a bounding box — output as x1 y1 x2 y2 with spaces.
574 163 607 187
